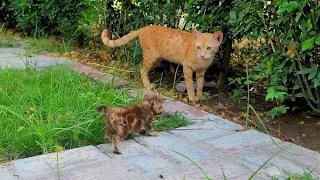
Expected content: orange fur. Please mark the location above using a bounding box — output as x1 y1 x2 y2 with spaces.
101 25 223 102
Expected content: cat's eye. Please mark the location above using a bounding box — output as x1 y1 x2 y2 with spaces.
207 47 212 50
196 46 201 50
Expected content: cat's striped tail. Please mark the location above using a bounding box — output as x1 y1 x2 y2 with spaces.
101 29 139 48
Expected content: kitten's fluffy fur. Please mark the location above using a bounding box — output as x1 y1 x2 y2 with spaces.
96 95 165 154
101 25 223 102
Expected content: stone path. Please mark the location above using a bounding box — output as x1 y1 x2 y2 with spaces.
1 48 320 180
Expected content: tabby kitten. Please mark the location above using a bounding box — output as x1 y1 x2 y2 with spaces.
96 95 165 154
101 25 223 102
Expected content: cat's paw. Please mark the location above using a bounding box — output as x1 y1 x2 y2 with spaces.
188 96 199 102
144 83 156 90
196 94 204 101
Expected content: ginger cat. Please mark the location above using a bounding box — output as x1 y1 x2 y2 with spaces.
101 25 223 102
96 95 165 154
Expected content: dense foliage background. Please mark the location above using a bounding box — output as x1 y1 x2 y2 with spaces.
1 0 319 116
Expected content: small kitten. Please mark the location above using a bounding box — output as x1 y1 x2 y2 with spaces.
96 95 165 154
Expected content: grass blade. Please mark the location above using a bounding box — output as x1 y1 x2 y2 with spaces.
173 150 213 180
248 151 281 180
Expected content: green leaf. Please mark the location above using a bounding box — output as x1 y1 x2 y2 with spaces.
306 19 312 32
297 121 305 126
292 84 300 90
185 21 192 29
295 11 302 22
287 1 299 12
277 86 287 91
308 70 317 80
266 86 276 101
253 66 262 72
230 10 236 20
302 38 315 51
289 63 294 73
244 80 255 85
315 35 320 46
297 66 313 74
314 80 320 88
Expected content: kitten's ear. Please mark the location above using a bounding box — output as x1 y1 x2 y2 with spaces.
142 95 150 101
213 31 223 44
192 28 201 39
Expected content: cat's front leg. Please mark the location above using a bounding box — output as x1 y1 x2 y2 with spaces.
144 122 160 136
196 70 206 101
183 66 197 102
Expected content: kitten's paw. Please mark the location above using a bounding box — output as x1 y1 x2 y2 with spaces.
146 131 160 136
113 148 122 154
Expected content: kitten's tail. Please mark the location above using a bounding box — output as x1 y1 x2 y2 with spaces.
96 105 108 113
101 29 139 48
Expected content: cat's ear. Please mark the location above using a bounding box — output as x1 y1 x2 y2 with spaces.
192 28 201 39
213 31 223 44
142 95 151 101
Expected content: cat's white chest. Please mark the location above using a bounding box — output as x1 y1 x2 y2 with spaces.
192 58 213 71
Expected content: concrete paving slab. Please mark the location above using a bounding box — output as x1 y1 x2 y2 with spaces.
232 142 320 178
0 53 22 58
0 165 18 180
134 132 209 163
164 100 222 122
28 55 74 68
158 157 269 180
204 130 282 153
0 54 73 69
69 63 129 88
171 119 242 142
10 146 127 180
97 140 174 174
0 48 26 55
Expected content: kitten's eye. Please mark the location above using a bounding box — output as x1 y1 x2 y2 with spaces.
207 47 212 50
196 46 201 50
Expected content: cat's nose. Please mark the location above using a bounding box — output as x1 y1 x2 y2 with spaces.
200 55 205 59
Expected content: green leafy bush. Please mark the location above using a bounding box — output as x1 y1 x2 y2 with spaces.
229 0 320 115
7 0 102 43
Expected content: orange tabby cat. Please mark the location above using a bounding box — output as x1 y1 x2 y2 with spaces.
101 25 223 102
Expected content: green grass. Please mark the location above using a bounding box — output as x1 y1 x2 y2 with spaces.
0 66 136 162
272 171 319 180
25 37 73 54
153 112 191 131
0 25 21 48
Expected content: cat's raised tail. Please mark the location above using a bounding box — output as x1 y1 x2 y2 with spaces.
101 29 139 48
96 105 108 113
